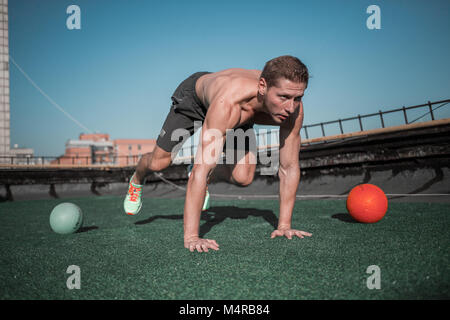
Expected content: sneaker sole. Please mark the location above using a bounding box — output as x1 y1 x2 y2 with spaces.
124 199 142 216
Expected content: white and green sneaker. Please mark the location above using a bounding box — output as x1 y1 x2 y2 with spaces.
124 173 143 216
188 164 210 211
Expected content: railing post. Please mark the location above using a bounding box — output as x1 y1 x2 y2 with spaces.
338 119 343 134
402 106 408 124
379 110 385 128
358 115 363 131
428 101 435 121
320 123 325 136
304 126 309 139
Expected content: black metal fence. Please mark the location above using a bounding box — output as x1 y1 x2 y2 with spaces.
0 155 141 166
302 99 449 139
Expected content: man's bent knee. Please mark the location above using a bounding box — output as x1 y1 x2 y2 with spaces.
231 168 255 187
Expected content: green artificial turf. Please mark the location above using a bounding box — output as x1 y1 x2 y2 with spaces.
0 196 449 299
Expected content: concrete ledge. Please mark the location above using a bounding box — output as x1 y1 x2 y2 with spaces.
2 163 449 203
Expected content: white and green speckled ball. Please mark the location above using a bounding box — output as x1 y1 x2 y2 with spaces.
49 203 83 234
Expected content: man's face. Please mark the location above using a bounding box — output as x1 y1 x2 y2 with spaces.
259 77 306 123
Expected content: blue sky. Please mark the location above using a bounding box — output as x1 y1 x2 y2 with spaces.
8 0 450 156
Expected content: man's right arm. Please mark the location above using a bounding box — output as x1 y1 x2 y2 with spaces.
183 97 241 252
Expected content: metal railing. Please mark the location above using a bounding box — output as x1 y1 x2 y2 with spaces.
0 155 142 166
302 99 449 140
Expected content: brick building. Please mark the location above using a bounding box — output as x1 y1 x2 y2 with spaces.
114 139 156 166
53 133 156 166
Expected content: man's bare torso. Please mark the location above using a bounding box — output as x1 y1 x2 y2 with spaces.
195 68 278 128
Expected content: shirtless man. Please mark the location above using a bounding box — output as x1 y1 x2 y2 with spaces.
124 55 312 252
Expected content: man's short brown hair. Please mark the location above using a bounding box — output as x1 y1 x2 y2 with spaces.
261 55 309 87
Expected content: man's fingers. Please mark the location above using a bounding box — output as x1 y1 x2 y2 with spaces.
271 229 313 239
271 230 282 238
274 230 286 238
294 230 312 238
206 239 219 248
294 232 303 239
186 240 219 252
205 239 219 251
209 244 220 251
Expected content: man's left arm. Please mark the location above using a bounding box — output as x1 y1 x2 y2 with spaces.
271 103 312 240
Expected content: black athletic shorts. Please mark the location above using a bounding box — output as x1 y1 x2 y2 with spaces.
156 72 255 155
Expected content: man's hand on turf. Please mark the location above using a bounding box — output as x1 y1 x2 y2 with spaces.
184 237 220 253
270 227 312 240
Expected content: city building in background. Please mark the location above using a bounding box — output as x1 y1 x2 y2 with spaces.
114 138 156 166
53 133 156 166
8 144 34 164
0 0 35 164
54 133 114 165
0 0 10 162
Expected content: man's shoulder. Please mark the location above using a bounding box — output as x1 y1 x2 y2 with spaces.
208 68 259 86
207 69 260 101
